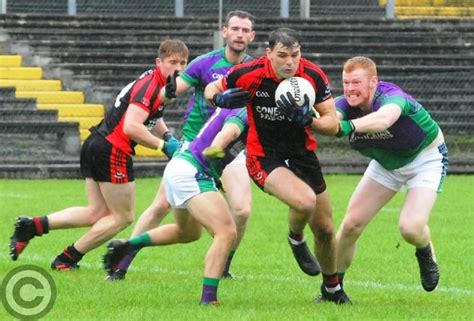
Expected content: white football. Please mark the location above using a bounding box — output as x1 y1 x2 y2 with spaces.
275 77 316 108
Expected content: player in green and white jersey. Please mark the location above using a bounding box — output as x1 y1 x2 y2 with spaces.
335 56 448 296
107 10 256 281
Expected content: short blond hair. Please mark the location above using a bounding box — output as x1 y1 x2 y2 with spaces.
343 56 377 77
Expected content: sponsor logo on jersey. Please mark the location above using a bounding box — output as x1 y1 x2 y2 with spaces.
321 86 332 100
141 97 150 106
256 91 270 98
212 73 224 80
255 105 286 121
115 171 126 179
350 130 393 142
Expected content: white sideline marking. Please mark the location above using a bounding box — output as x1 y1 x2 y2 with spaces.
0 192 33 199
1 253 472 296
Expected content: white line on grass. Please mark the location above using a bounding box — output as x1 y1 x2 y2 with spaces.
1 253 472 296
0 192 34 199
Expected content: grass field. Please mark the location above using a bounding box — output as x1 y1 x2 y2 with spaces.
1 175 473 320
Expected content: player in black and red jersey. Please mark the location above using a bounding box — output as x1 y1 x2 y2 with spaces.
9 39 188 271
205 28 351 304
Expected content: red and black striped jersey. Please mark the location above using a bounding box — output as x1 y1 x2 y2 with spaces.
221 56 332 156
95 68 166 155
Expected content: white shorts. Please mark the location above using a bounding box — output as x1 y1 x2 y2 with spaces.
228 149 246 166
163 157 219 209
365 142 448 193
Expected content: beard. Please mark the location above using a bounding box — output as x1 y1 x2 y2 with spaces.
227 42 246 54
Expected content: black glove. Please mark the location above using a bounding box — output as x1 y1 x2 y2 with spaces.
276 92 313 128
164 70 179 99
212 88 250 109
275 92 296 119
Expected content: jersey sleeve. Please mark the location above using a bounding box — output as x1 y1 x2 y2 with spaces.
129 73 163 115
222 65 242 91
314 74 332 104
380 95 409 114
180 61 202 87
335 96 350 118
223 107 248 132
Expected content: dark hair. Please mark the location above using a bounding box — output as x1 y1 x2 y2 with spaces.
267 28 301 49
224 10 255 30
158 39 189 59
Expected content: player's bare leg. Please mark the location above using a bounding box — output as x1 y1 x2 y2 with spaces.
220 162 252 277
107 182 171 279
336 176 395 278
308 191 335 273
400 187 439 291
103 209 202 278
131 183 170 237
141 209 203 245
51 181 135 271
307 190 350 304
263 167 321 276
332 175 393 302
187 192 236 304
10 178 110 262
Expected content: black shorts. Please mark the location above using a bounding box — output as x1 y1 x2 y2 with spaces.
80 133 134 183
246 151 326 195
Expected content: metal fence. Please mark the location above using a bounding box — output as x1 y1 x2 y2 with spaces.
1 0 391 18
0 0 473 174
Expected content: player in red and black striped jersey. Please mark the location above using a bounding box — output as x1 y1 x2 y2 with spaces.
9 40 189 272
205 28 351 304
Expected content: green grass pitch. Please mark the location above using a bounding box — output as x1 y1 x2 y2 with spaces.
1 175 473 320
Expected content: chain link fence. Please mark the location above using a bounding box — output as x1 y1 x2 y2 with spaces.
3 0 388 17
0 0 473 174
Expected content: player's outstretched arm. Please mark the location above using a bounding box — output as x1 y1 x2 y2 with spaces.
204 79 224 105
336 103 402 137
203 123 243 159
204 80 250 109
351 103 401 133
159 73 193 105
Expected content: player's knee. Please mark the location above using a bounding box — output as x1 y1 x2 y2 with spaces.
340 218 364 239
178 233 200 243
178 226 202 243
218 223 237 246
231 204 251 222
116 211 134 228
86 206 110 225
124 214 134 226
225 228 238 246
313 223 334 243
294 196 317 215
399 220 423 242
150 200 171 216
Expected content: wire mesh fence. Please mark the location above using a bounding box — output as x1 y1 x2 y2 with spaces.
1 1 473 174
4 0 387 17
